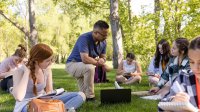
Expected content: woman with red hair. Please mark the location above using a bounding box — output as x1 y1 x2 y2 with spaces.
12 43 85 112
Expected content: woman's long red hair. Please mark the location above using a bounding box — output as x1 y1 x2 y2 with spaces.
27 43 53 95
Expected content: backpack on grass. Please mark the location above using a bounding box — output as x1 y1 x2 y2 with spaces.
94 66 108 83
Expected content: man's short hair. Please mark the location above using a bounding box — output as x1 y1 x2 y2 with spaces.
93 20 109 30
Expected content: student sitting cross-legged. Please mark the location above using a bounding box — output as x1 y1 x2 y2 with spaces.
116 52 142 85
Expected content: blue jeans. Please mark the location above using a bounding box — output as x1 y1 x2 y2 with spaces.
21 92 85 112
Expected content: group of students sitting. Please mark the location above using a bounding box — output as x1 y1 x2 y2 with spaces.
148 36 200 111
114 36 200 111
0 35 200 111
149 37 190 98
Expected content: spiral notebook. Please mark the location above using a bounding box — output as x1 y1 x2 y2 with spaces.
158 102 199 112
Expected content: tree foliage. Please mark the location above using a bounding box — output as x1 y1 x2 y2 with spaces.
0 0 199 69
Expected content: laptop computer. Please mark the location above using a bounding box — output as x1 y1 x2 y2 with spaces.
100 89 131 104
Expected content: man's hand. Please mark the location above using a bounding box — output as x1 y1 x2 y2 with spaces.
97 58 106 66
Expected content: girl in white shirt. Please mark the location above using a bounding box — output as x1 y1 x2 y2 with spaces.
116 53 142 84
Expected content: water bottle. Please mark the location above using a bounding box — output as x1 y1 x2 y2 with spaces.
68 107 76 112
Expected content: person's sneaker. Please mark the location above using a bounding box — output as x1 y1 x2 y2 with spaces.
86 97 96 102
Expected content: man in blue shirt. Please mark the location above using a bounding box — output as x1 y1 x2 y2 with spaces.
65 20 109 101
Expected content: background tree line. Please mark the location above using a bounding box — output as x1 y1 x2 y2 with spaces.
0 0 199 70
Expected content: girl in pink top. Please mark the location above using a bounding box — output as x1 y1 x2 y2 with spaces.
0 44 27 91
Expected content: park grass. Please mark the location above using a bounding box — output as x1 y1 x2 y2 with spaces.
0 64 158 112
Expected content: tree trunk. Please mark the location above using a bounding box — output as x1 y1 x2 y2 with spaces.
28 0 38 46
128 0 132 26
174 0 181 38
0 0 38 48
154 0 160 44
110 0 123 69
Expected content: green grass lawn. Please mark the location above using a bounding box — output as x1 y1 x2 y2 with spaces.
0 64 158 112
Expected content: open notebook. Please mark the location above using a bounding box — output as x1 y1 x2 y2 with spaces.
131 91 150 96
140 94 162 100
39 88 65 99
158 102 199 112
23 88 65 101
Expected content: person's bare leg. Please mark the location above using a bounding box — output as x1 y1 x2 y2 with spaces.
116 75 127 83
148 76 159 86
125 75 142 84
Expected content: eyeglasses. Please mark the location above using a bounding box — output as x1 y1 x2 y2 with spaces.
97 31 108 38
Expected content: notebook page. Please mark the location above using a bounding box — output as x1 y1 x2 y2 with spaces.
140 95 162 100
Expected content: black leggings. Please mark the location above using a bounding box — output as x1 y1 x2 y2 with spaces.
0 76 13 92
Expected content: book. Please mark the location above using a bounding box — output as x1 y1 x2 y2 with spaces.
23 88 65 101
146 72 155 76
124 73 131 76
158 102 199 112
131 91 150 96
39 88 65 99
140 95 162 100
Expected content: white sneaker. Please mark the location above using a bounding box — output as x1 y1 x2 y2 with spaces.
114 81 124 89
